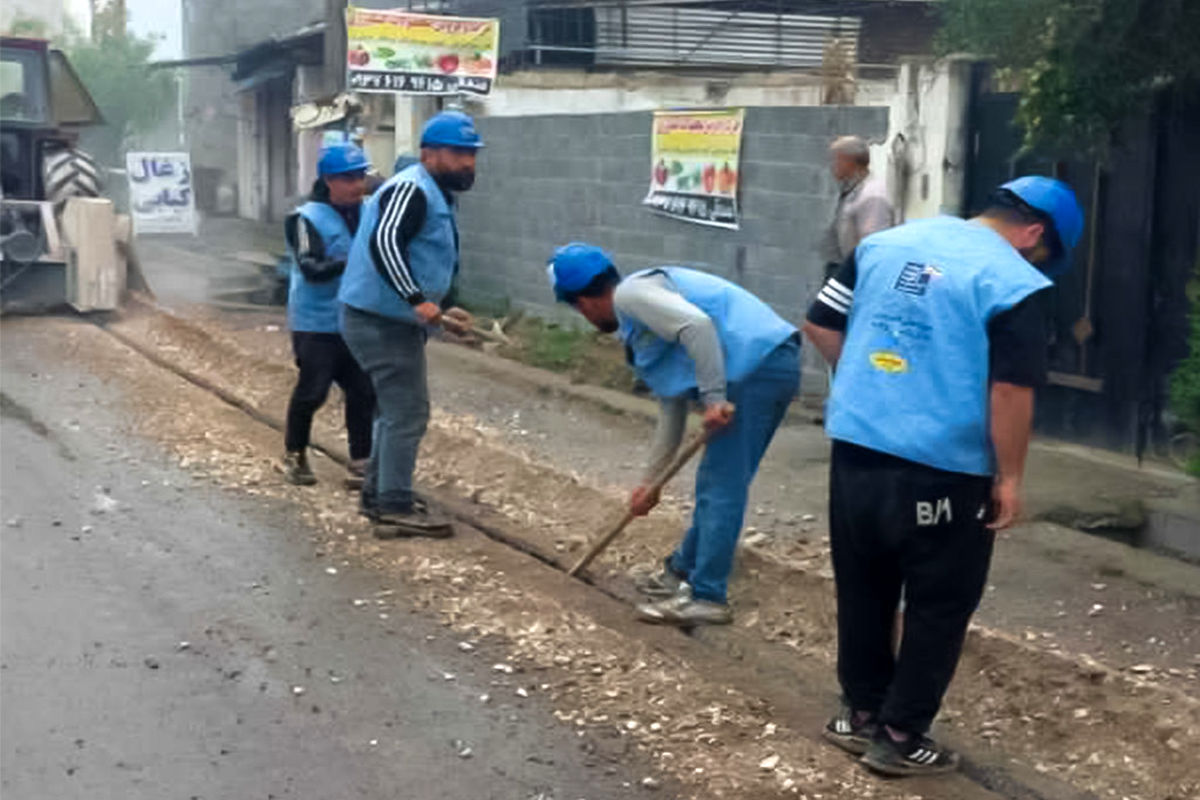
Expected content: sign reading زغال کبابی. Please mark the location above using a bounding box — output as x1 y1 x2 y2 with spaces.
644 109 744 229
126 152 197 235
345 7 499 96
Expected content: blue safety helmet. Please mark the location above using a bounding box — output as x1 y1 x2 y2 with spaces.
317 143 370 177
998 176 1085 277
420 110 485 150
547 242 616 303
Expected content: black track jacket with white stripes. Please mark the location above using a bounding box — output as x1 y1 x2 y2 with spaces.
367 180 455 306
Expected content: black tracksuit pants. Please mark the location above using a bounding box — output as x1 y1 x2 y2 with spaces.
829 440 995 735
285 331 375 461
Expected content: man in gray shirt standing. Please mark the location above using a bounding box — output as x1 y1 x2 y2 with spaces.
547 243 800 627
822 136 895 278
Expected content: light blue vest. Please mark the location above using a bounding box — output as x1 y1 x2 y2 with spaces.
617 267 798 399
338 163 457 324
827 216 1052 476
286 201 355 333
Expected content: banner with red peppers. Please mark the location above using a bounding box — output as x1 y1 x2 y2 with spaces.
644 108 744 229
345 7 499 96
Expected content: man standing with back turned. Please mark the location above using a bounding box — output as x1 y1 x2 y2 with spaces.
803 177 1083 776
338 111 481 539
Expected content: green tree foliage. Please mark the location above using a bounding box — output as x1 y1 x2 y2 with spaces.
939 0 1200 152
4 15 51 37
64 29 174 166
1169 263 1200 474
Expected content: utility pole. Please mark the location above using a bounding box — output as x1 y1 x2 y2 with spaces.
324 0 347 97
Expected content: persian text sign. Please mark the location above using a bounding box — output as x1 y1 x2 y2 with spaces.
126 152 196 235
346 7 499 96
644 109 744 229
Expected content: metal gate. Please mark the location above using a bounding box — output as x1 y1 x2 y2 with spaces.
965 68 1199 454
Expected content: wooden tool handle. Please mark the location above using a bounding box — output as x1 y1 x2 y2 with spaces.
568 428 712 577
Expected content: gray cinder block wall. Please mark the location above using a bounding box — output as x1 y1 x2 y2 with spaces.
455 106 889 390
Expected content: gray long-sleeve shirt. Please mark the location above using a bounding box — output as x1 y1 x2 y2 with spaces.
821 172 895 263
613 271 725 481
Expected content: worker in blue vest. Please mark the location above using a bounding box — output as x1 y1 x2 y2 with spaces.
338 111 480 539
804 177 1084 777
548 244 801 627
281 143 376 488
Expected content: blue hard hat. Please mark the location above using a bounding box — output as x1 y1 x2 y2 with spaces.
318 143 370 177
999 176 1085 276
547 242 615 302
420 110 485 150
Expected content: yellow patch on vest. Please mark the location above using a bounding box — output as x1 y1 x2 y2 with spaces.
869 350 909 374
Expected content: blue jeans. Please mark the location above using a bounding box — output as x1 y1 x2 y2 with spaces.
340 305 428 514
667 338 800 604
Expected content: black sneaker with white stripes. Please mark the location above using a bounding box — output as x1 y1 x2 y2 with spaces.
861 729 959 776
822 707 876 756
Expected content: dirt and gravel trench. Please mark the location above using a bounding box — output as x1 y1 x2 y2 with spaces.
21 303 1198 800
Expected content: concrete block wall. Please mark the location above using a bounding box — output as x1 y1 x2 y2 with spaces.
455 105 889 389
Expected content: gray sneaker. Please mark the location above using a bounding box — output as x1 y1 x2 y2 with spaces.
636 594 732 627
635 569 688 599
282 451 317 486
371 507 454 539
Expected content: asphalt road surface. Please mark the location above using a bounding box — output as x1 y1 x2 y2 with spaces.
0 322 652 800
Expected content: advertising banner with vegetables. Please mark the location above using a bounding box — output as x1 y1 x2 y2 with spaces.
644 109 744 229
345 7 499 96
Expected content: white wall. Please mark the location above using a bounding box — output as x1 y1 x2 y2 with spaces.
882 56 975 222
448 61 973 223
464 69 894 118
236 92 261 221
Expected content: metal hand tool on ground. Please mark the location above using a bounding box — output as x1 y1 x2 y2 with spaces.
568 428 713 577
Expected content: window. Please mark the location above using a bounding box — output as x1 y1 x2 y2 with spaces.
0 46 49 124
0 58 29 119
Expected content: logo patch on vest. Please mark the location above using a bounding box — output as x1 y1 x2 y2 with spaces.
894 262 943 296
869 350 908 373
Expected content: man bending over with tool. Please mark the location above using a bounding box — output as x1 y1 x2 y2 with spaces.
547 243 800 627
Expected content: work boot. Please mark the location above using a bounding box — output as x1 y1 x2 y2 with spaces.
860 728 959 777
282 450 317 486
370 506 454 540
635 568 688 599
636 593 732 627
360 495 429 520
344 458 368 491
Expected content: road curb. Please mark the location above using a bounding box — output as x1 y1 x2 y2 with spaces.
428 338 827 428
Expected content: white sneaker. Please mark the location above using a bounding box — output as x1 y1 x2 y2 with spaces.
636 593 732 627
